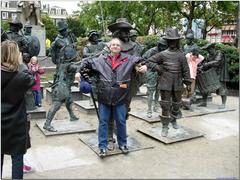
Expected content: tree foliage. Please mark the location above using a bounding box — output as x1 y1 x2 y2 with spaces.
75 1 237 38
41 15 58 42
66 17 86 37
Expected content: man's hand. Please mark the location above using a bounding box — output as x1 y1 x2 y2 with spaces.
137 65 147 73
75 72 81 82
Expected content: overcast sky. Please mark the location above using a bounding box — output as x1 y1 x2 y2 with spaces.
41 0 81 14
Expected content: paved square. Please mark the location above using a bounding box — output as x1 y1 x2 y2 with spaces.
36 119 96 136
78 133 154 157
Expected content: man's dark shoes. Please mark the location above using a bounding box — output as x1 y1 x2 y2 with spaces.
119 145 129 154
99 149 106 158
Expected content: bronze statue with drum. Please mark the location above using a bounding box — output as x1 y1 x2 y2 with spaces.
197 43 229 109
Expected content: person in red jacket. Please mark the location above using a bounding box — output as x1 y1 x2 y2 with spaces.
75 38 147 157
28 56 44 107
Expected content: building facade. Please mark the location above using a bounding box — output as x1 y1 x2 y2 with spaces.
0 1 68 26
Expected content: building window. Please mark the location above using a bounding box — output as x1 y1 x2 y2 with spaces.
11 13 17 20
2 12 8 19
57 8 61 15
63 11 67 15
51 10 54 15
4 2 8 8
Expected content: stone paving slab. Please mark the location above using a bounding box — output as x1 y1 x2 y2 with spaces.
78 133 154 158
27 107 47 119
129 111 161 123
181 103 236 118
130 102 235 123
36 119 96 136
137 124 204 144
73 100 98 114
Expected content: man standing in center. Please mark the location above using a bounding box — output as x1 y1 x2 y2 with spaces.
75 38 147 157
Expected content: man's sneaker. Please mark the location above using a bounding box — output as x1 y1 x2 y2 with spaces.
99 149 107 158
119 145 129 154
23 164 34 173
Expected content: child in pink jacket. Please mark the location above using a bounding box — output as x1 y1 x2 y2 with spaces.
185 48 204 97
28 56 44 107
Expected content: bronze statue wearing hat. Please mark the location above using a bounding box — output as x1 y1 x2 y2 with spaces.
7 18 28 53
147 28 191 137
83 30 106 106
44 21 79 132
197 42 230 108
183 30 199 54
106 18 144 150
143 37 168 117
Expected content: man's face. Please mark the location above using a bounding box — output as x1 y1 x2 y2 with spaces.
109 39 122 54
118 30 130 42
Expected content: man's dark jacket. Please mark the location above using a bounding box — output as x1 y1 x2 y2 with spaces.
80 53 144 106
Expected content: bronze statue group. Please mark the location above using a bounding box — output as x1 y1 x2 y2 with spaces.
1 16 229 178
44 18 229 157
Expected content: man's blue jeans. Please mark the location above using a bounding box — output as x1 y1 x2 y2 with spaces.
98 103 127 150
33 90 42 106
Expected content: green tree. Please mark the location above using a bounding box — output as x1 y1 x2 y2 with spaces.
66 17 86 38
41 15 58 42
1 20 10 31
195 1 237 39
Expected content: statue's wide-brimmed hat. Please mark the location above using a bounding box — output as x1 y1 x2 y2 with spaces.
9 18 23 29
108 18 133 32
88 30 99 38
201 42 216 50
163 28 182 40
57 21 68 31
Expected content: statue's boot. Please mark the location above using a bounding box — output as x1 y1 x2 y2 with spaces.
198 94 208 107
153 101 159 112
66 103 79 121
43 117 57 132
160 116 171 137
171 118 179 129
219 95 226 109
147 110 152 118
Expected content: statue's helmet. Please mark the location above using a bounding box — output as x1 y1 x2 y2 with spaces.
57 21 68 31
88 30 99 38
130 29 138 37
